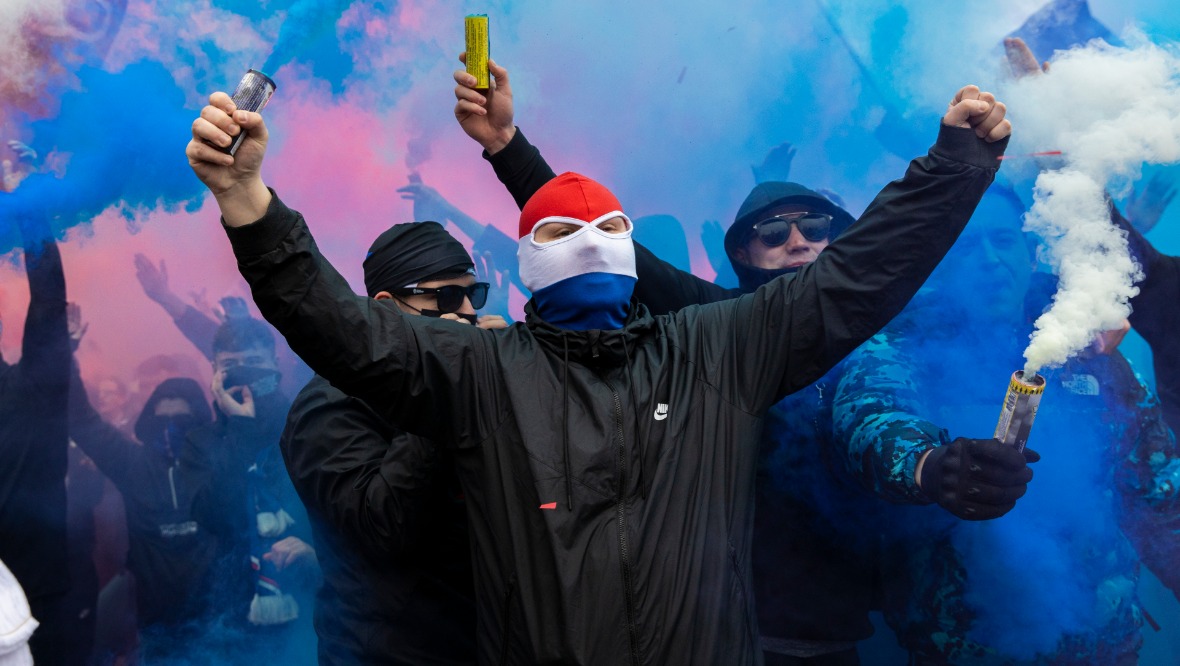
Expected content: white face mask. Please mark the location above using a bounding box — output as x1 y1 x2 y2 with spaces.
518 211 637 293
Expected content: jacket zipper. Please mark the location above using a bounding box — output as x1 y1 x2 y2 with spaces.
607 380 642 665
499 572 518 666
167 465 179 510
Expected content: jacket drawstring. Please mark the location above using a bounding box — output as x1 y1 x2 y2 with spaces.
562 334 573 511
620 337 648 500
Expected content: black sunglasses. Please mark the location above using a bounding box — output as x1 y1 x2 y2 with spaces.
391 282 490 313
751 213 833 246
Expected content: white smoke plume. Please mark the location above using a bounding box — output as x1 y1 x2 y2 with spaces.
1000 35 1180 375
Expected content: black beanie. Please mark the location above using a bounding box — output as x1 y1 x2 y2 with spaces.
362 222 475 297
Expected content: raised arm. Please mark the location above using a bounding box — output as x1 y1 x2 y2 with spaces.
282 376 441 557
685 87 1010 414
185 93 507 444
16 214 69 392
68 364 140 490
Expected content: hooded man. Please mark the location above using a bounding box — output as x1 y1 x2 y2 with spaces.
67 375 219 655
186 63 1009 663
282 221 505 665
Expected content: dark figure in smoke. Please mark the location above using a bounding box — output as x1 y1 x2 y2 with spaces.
456 60 1036 665
832 186 1180 664
1112 189 1180 436
283 222 505 665
67 372 219 659
133 253 313 398
186 58 1008 661
179 318 318 664
0 189 72 662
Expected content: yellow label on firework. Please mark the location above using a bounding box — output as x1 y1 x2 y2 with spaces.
993 370 1045 451
465 14 490 89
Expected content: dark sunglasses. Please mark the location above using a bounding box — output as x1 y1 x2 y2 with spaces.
750 213 833 246
391 282 490 313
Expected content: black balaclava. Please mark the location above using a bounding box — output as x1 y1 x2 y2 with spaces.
134 377 212 458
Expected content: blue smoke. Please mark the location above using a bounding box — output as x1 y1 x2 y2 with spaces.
0 62 205 254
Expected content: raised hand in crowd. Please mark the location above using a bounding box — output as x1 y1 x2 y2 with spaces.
751 141 796 184
453 54 515 154
66 302 88 351
1004 36 1050 78
1125 171 1178 235
134 253 189 320
397 173 455 224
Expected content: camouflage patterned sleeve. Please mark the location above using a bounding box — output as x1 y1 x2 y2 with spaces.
830 331 948 504
1111 356 1180 597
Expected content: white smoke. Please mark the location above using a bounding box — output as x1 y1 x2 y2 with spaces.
1000 35 1180 374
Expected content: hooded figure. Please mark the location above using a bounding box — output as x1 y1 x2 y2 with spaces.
68 374 218 634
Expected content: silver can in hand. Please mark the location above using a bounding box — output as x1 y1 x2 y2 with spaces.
219 69 276 156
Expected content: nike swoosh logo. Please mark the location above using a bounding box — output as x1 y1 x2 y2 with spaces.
654 411 668 421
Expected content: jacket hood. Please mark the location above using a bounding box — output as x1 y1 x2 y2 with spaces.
724 181 857 292
134 377 213 443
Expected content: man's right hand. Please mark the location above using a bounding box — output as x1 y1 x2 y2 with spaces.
211 369 255 418
453 55 516 154
917 437 1037 520
185 92 272 226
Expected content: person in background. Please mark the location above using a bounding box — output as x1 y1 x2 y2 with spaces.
283 221 505 664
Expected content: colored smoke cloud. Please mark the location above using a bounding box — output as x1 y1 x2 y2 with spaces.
999 35 1180 374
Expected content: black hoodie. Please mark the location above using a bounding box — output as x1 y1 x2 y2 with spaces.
68 374 219 627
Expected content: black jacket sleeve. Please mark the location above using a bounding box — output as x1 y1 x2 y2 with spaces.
680 124 1008 414
17 216 69 400
224 193 509 446
174 305 220 361
484 128 557 210
282 375 441 557
68 364 140 490
633 241 738 315
1114 205 1180 432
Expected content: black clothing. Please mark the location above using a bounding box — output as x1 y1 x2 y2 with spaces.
283 375 476 665
180 391 313 625
223 120 1002 664
1116 206 1180 434
0 216 70 662
68 373 218 628
362 221 474 297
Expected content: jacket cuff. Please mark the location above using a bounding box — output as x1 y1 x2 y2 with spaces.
222 188 298 257
930 124 1009 170
484 127 534 176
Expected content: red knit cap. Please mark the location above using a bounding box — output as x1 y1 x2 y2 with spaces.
518 172 624 239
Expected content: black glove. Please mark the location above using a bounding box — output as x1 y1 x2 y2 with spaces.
918 438 1039 520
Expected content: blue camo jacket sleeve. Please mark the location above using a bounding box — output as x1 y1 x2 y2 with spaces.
1111 356 1180 597
830 331 948 504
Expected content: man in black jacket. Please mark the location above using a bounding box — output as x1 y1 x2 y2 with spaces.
0 207 71 664
283 221 506 665
458 61 1036 665
186 66 1009 663
1113 205 1180 435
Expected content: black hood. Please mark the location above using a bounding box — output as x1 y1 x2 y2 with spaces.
134 377 212 444
724 181 857 292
